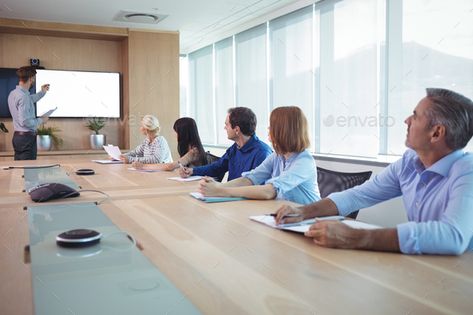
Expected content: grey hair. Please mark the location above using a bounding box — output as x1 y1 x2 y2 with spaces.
425 88 473 150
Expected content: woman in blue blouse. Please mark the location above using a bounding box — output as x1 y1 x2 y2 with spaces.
199 106 321 205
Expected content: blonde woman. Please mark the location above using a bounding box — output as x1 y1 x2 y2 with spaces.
121 114 172 164
132 117 208 171
199 106 320 205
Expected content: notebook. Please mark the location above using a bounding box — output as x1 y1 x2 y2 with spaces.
190 192 245 203
249 215 381 233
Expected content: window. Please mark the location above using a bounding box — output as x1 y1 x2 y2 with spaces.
319 0 385 156
215 38 234 146
269 6 317 150
387 0 473 154
188 45 214 144
185 0 473 157
235 24 268 141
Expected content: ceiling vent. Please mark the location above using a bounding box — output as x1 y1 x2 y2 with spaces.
114 11 168 24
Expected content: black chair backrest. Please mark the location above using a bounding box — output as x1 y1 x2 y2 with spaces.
206 151 220 164
316 166 372 219
205 151 225 182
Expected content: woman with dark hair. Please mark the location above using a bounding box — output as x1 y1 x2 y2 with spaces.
173 117 207 167
132 117 207 171
198 106 321 204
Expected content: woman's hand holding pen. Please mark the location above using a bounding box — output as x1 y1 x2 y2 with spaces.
199 177 221 196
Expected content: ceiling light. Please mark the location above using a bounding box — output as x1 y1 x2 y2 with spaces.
114 11 168 24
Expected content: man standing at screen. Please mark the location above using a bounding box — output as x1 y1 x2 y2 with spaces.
8 66 50 160
180 107 272 181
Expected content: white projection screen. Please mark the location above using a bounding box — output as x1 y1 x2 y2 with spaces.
35 69 121 118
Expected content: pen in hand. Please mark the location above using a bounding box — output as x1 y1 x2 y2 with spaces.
268 213 301 218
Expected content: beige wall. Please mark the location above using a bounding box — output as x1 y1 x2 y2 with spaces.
0 19 179 158
127 31 179 157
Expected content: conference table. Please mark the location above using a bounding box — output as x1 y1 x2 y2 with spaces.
1 157 472 314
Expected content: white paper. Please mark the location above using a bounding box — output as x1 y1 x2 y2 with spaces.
249 215 381 234
92 159 123 164
190 192 205 200
39 107 57 117
128 167 161 173
168 176 203 182
103 144 122 161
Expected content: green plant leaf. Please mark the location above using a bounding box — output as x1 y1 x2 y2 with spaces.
85 117 106 135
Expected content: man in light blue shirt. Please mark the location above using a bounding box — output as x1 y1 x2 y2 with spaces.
275 88 473 255
8 66 50 160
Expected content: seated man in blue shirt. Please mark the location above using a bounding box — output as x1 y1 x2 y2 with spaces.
199 106 321 205
275 88 473 255
179 107 272 181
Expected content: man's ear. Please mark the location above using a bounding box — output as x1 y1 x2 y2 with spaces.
430 125 446 143
234 125 241 136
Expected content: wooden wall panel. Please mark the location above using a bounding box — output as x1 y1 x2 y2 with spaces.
0 32 123 151
127 31 180 159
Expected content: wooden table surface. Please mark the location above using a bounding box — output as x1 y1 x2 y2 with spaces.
1 158 472 315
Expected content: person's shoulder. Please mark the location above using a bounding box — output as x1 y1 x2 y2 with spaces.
8 86 23 97
396 149 417 166
294 150 316 167
252 136 272 152
155 135 168 143
225 142 238 153
452 151 473 172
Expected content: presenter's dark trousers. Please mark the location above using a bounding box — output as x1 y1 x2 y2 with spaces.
12 131 37 160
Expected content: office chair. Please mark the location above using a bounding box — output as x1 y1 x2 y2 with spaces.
316 166 372 219
205 151 225 182
205 151 220 164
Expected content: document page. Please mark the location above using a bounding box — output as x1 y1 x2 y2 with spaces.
39 107 57 117
168 176 203 182
249 215 381 233
103 144 122 161
92 159 123 164
128 167 161 173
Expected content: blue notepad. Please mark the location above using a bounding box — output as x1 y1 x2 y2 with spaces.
190 192 245 203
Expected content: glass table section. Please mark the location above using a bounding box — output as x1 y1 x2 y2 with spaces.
27 202 200 315
24 166 79 191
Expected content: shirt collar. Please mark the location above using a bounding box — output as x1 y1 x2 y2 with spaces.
415 149 465 177
17 85 30 94
239 135 257 152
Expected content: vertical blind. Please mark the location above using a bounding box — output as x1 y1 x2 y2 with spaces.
185 0 473 156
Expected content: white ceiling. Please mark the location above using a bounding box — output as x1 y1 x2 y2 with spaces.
0 0 304 53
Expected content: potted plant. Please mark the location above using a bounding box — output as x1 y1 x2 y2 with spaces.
37 124 63 151
85 117 106 149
